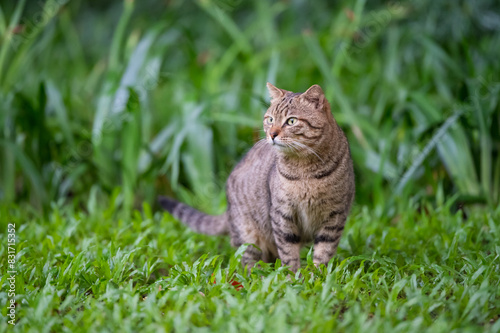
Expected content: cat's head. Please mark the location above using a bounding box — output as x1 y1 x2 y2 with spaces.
263 83 333 157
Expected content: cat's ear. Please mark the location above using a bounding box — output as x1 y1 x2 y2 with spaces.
301 84 325 109
267 82 285 101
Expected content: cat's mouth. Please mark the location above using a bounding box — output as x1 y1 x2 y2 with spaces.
269 137 283 146
269 138 292 152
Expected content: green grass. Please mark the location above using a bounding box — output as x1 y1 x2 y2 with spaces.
1 199 499 332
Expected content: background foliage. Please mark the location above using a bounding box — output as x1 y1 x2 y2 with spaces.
0 0 499 213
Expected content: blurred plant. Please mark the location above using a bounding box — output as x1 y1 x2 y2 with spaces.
0 0 498 212
0 0 67 208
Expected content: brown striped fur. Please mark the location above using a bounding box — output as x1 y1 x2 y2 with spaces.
159 83 355 271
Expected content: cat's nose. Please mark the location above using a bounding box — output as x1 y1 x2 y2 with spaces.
270 130 279 140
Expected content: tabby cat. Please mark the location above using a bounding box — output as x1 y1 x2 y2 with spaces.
159 83 355 272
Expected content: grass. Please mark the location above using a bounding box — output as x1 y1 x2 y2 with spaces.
1 198 499 332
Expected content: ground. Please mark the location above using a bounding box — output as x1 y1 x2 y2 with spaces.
0 200 499 332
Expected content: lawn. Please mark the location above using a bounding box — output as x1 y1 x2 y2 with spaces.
1 200 499 332
1 0 500 331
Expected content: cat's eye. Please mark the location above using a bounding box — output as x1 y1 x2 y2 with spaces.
266 117 274 124
286 117 297 125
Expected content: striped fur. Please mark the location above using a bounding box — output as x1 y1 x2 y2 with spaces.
158 196 229 235
159 83 355 271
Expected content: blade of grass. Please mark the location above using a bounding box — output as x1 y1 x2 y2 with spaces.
472 96 492 205
0 0 26 86
122 89 142 211
0 139 46 207
2 0 62 90
46 80 75 147
197 0 252 56
109 0 134 72
92 0 135 143
0 5 7 36
395 111 462 195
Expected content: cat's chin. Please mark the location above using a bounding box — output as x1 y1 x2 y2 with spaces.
271 142 294 154
269 140 285 148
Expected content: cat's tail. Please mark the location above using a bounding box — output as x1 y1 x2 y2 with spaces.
158 196 229 235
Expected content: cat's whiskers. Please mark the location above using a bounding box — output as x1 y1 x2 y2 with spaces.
289 140 324 163
283 141 300 155
287 141 308 158
254 138 268 148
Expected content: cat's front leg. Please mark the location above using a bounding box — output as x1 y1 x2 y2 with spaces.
271 208 301 272
313 211 345 267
